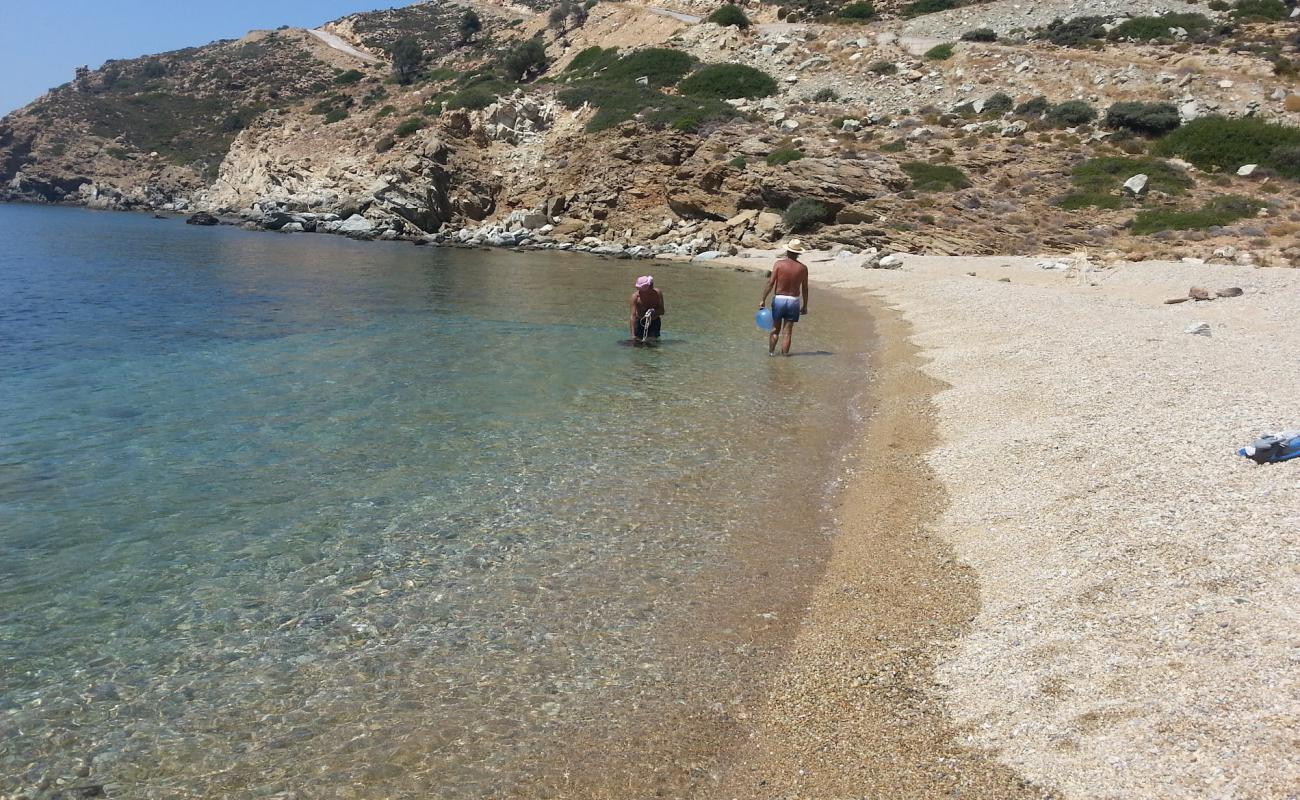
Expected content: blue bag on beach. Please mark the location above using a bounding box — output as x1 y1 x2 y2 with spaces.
1237 431 1300 464
756 307 773 331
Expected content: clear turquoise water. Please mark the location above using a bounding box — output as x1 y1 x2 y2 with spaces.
0 204 872 798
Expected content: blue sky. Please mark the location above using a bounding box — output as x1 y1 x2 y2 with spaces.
0 1 407 116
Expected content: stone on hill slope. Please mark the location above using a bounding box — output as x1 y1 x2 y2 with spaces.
1123 174 1149 196
665 165 762 221
759 159 910 214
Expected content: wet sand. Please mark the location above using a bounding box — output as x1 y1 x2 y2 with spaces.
702 291 1056 800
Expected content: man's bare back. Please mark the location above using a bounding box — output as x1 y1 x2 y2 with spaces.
769 257 808 297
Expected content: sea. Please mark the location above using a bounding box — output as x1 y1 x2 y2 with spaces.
0 204 873 798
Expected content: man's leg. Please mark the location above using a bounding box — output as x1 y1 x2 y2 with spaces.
781 321 795 355
769 318 782 355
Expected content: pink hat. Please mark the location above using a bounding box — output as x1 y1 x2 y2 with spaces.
635 276 654 289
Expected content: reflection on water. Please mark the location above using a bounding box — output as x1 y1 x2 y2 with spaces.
0 205 872 798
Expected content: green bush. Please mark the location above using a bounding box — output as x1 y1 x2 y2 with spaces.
707 4 751 28
1105 102 1181 136
376 104 397 118
1057 192 1125 210
729 156 748 168
334 69 365 85
375 135 396 153
960 28 998 42
391 37 423 85
422 67 458 83
1038 16 1109 47
783 198 831 232
924 43 955 60
880 139 907 152
1015 95 1050 116
1270 145 1300 176
869 60 898 75
1231 0 1288 20
604 48 695 87
360 86 389 107
837 1 877 20
221 111 248 132
566 46 617 74
983 92 1014 115
564 47 694 87
767 147 806 165
902 161 971 191
140 60 167 79
812 87 840 102
447 86 498 110
458 9 483 45
903 0 957 17
1071 157 1193 195
1108 13 1213 41
1154 117 1300 178
395 118 424 137
679 63 777 99
672 113 703 132
502 39 548 82
1045 100 1096 126
557 83 734 132
310 95 353 121
1207 0 1231 8
550 47 715 130
1130 195 1265 234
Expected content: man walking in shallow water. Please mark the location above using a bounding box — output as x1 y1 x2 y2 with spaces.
759 240 809 356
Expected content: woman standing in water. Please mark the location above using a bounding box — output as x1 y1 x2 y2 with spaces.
629 275 665 342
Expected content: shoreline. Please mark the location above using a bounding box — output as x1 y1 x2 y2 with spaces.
727 255 1299 798
702 288 1056 799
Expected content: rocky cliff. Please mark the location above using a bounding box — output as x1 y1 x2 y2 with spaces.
3 0 1300 263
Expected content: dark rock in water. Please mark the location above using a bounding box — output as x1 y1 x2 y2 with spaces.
185 211 219 226
260 211 289 230
50 785 105 799
87 683 120 702
153 213 168 220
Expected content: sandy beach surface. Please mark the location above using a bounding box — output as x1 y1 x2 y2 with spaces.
693 249 1299 799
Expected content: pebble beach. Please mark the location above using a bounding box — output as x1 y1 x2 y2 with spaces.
699 250 1299 798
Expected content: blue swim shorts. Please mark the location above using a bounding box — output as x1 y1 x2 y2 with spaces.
772 295 801 323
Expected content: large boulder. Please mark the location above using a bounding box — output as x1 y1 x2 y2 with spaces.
335 214 374 233
476 93 557 144
759 158 909 214
186 211 220 226
665 165 762 221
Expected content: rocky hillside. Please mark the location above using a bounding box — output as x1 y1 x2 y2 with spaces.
3 0 1300 264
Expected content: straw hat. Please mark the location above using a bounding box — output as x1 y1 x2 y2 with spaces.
783 239 806 254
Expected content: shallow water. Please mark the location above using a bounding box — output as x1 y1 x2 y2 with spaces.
0 204 872 798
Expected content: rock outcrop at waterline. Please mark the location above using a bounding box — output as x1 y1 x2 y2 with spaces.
3 0 1300 264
